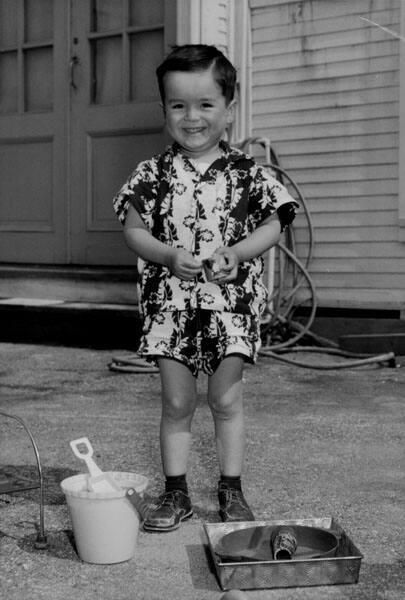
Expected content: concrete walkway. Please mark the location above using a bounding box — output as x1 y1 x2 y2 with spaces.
0 343 404 600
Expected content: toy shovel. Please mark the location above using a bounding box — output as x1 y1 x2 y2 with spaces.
70 437 121 493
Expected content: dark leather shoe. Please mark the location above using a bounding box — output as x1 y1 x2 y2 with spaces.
143 490 193 532
218 482 255 522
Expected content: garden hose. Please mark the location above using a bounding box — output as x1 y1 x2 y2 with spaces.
109 355 158 374
259 348 396 370
250 139 396 369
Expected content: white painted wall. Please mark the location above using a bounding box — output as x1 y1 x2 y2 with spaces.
250 0 405 311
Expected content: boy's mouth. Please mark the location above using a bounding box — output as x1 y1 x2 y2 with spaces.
183 127 205 134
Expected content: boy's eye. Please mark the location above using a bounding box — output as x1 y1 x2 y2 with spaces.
202 102 213 108
171 103 184 109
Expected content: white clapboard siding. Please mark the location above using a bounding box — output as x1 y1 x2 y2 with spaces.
250 0 404 309
200 0 229 52
294 225 399 244
251 0 398 22
218 0 229 50
253 10 400 46
253 72 399 101
294 240 405 259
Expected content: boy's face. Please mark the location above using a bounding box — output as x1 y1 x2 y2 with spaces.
162 66 235 159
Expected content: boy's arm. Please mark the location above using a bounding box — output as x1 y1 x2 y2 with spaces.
232 215 281 262
212 215 281 282
123 205 202 280
124 204 172 267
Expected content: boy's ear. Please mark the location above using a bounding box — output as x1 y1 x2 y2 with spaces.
226 99 237 124
159 101 166 116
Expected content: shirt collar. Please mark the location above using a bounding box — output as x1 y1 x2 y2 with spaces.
168 140 250 179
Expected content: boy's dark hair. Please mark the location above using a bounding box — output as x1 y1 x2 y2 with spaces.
156 44 237 105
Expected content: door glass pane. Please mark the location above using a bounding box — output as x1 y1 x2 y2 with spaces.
0 0 18 47
0 51 17 113
129 0 163 27
92 37 122 104
92 0 122 32
130 31 163 101
24 47 53 111
24 0 53 42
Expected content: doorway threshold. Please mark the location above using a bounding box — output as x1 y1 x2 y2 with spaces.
0 264 138 305
0 265 142 349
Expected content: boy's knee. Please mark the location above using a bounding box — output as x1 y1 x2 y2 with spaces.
162 395 195 421
208 393 241 419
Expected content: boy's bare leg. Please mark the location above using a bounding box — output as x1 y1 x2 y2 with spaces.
142 358 196 532
208 355 254 521
157 358 198 476
207 355 245 475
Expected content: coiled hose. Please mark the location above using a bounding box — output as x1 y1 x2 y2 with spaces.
244 138 396 370
109 138 395 373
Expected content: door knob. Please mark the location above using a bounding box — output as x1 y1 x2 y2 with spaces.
69 55 80 89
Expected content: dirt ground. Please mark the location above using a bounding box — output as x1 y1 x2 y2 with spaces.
0 342 404 600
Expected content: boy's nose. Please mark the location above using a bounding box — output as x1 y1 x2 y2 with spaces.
184 107 199 121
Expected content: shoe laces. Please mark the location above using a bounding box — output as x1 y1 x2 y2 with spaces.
221 486 245 505
158 490 185 508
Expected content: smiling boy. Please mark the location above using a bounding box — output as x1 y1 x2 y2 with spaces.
113 45 298 531
163 67 235 163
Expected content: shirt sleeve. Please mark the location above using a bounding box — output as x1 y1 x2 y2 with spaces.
248 165 299 228
112 158 159 226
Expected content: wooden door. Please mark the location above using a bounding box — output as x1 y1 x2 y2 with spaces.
0 0 69 262
0 0 176 265
69 0 175 265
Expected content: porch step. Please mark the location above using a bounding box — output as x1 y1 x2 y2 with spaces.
0 265 139 304
0 297 142 350
0 266 142 349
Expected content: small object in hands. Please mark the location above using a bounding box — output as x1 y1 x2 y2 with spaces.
203 257 221 281
70 437 122 493
125 487 151 521
271 526 298 560
203 253 227 281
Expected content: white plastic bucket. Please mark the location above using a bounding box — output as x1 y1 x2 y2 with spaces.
61 471 148 564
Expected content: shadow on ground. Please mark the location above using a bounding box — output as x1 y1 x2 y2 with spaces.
0 465 77 505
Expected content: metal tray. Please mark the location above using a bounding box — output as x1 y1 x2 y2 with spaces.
203 517 363 591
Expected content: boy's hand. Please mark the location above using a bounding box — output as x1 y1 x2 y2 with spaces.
207 247 239 283
168 248 202 280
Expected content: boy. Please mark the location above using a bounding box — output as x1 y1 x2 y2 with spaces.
113 45 297 531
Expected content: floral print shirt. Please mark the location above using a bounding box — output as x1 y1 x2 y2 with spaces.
113 141 297 318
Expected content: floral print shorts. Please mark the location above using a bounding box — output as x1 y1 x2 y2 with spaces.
138 309 261 377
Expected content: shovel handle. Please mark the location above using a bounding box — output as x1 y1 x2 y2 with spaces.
70 437 103 477
70 437 93 458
